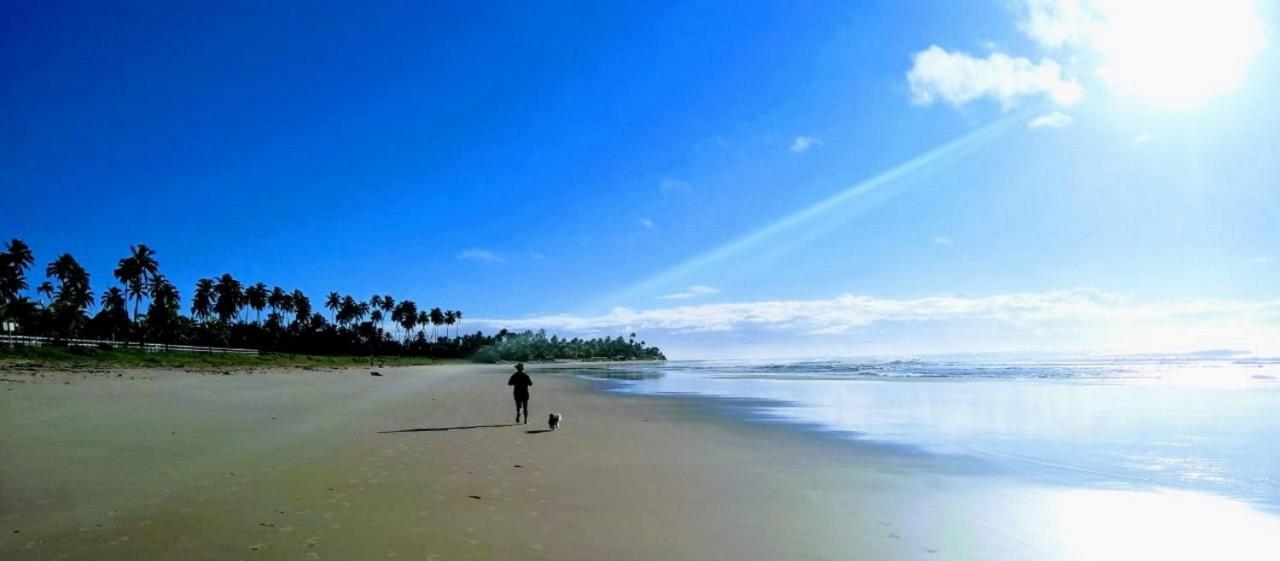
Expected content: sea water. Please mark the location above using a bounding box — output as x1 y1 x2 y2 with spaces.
585 357 1280 512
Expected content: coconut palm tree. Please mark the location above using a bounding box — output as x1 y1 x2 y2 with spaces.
212 274 243 324
147 275 181 345
429 307 444 339
291 289 311 327
244 283 267 324
444 310 456 339
45 253 93 336
36 281 54 305
392 300 417 343
325 292 341 323
99 287 128 341
1 239 34 306
417 310 431 340
268 286 287 321
191 278 214 321
453 310 463 337
336 295 359 328
113 244 159 322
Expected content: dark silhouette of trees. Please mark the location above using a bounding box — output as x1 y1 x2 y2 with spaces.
245 283 268 324
45 253 94 337
0 239 665 361
1 239 36 335
325 292 341 324
212 274 243 324
97 287 129 341
191 278 214 321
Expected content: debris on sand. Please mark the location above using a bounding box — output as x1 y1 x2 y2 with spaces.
370 371 383 377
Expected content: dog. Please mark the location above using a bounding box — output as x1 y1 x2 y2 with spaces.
547 412 562 431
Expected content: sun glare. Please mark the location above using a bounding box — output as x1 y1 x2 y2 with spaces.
1091 0 1267 108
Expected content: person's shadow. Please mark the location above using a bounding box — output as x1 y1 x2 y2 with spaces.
378 423 516 434
525 429 553 434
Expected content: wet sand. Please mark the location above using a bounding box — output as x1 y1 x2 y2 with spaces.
5 363 1276 560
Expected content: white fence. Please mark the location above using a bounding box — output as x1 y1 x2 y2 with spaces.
0 334 259 355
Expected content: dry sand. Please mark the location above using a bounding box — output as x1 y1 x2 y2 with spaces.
1 363 1068 560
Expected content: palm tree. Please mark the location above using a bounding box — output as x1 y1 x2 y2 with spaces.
444 310 456 339
336 295 359 328
392 300 417 343
429 307 444 339
1 239 34 307
454 310 463 337
45 253 93 336
99 287 128 341
113 244 159 322
281 292 295 325
36 281 54 305
191 278 215 321
146 275 181 345
212 273 243 324
291 289 311 327
268 286 287 322
244 283 267 324
417 310 431 341
325 292 341 323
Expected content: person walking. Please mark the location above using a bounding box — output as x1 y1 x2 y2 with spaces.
508 363 533 424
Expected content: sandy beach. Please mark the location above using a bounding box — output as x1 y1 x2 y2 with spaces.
4 363 1278 561
0 363 938 560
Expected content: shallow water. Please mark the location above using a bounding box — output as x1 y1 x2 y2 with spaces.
586 358 1280 511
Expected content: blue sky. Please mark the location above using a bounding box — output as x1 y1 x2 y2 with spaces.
5 1 1280 358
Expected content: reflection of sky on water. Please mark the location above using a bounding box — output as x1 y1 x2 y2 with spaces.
589 359 1280 511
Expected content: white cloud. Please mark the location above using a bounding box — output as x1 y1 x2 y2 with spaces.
789 135 823 153
472 289 1280 338
907 45 1084 109
1028 111 1074 128
659 178 691 193
637 218 654 229
456 249 505 263
932 236 954 246
658 285 720 301
1019 0 1092 48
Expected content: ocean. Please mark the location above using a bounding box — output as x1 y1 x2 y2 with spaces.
579 357 1280 512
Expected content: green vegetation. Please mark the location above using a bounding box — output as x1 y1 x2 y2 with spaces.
473 330 665 363
0 345 460 370
0 238 665 363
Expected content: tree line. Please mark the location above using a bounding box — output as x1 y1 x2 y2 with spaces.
0 239 664 361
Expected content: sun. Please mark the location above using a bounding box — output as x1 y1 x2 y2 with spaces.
1090 0 1267 108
